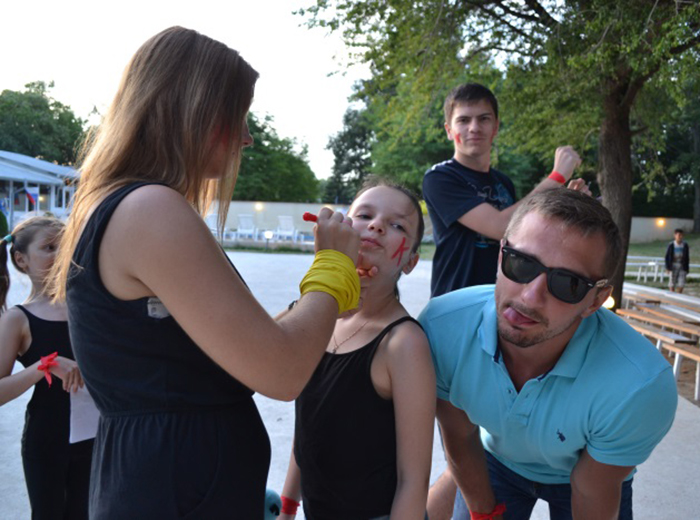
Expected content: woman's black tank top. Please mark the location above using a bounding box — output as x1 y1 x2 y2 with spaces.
66 183 270 518
66 182 252 413
294 316 420 520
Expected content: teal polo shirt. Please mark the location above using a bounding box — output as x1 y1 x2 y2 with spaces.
419 285 677 484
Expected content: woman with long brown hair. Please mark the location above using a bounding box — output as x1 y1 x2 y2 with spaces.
51 27 360 518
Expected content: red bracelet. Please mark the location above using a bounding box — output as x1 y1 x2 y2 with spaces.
470 502 506 520
548 171 566 184
280 496 300 515
37 352 59 387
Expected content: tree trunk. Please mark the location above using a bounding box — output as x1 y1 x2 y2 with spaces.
693 120 700 233
597 92 633 311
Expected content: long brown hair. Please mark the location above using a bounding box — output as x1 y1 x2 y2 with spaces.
51 27 258 300
1 216 65 313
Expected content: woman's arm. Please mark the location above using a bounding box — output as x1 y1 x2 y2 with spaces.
386 323 436 520
279 442 303 520
0 309 43 406
98 185 359 401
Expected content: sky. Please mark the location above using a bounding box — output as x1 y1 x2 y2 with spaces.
0 0 368 179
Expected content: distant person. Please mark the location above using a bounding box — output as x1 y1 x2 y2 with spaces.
419 189 677 520
49 27 361 518
665 228 690 293
423 83 585 298
279 179 435 520
0 217 93 519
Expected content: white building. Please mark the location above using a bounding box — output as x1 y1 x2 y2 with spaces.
0 150 78 227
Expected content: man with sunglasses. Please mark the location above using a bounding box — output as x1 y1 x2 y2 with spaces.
419 190 677 519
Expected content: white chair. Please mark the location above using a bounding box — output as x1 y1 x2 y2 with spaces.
235 214 258 240
273 215 298 242
205 214 235 241
204 214 219 235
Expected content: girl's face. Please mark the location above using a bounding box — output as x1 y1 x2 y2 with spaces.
349 186 420 277
15 227 62 284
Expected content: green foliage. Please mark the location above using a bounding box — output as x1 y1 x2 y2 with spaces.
324 107 373 203
298 0 700 211
236 114 319 202
0 81 85 164
0 210 7 237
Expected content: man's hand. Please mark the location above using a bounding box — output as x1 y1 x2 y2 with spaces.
552 146 582 183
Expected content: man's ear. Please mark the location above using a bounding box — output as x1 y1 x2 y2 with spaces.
402 252 420 275
581 285 613 318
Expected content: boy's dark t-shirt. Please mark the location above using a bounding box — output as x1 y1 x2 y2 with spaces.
423 159 516 297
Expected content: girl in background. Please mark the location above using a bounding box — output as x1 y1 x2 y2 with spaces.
50 27 360 518
280 179 436 520
0 216 92 519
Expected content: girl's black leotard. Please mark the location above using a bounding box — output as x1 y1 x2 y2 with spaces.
66 183 270 519
294 316 420 520
15 305 93 520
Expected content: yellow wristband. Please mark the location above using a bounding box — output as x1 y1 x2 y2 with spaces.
299 249 360 314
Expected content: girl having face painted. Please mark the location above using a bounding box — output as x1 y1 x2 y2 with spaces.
280 177 436 520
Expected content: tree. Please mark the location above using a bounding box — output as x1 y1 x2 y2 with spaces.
236 113 320 202
0 81 84 164
299 0 700 306
325 107 373 203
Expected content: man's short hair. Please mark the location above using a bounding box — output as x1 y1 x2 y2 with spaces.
504 190 622 279
674 228 684 235
444 83 499 123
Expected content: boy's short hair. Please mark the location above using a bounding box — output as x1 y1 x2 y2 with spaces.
674 229 684 235
444 83 499 123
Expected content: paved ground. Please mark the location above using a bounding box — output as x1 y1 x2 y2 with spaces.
1 252 697 518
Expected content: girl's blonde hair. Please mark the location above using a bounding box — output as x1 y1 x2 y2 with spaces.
1 216 65 313
51 27 258 300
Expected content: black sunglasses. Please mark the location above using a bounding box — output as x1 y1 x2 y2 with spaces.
500 243 608 304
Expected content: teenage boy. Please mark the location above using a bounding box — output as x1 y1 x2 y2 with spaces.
423 83 583 298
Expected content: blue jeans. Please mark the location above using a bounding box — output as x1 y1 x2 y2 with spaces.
453 452 633 520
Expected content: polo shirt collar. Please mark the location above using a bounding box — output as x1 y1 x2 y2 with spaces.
479 294 500 360
547 314 596 378
479 294 597 379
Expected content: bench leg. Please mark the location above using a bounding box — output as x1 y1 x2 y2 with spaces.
672 353 683 381
655 339 662 351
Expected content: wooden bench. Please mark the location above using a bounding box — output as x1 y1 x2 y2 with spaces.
661 344 700 401
637 292 700 314
617 309 700 338
622 319 696 348
621 292 661 309
635 303 700 326
621 317 700 401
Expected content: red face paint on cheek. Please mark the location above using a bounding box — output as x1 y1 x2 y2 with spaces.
455 133 462 144
391 237 410 266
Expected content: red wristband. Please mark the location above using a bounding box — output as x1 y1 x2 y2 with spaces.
37 351 59 387
470 502 506 520
280 496 300 515
548 171 566 184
